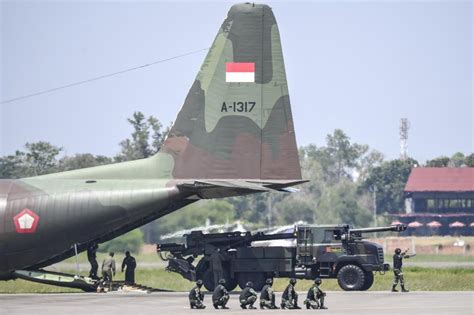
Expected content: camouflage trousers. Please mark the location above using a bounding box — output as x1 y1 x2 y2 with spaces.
260 295 276 309
393 269 405 286
190 299 205 309
102 270 113 290
213 295 229 307
304 295 324 309
281 296 298 309
240 295 257 307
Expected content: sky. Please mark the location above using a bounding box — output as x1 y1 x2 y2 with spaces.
1 0 472 163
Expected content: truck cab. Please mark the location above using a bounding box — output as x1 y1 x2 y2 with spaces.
295 225 389 290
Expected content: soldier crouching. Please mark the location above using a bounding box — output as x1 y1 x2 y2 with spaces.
239 281 257 309
281 278 301 309
212 279 230 309
304 278 327 310
189 279 206 309
260 278 279 309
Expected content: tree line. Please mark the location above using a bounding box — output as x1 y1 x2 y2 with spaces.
1 111 472 246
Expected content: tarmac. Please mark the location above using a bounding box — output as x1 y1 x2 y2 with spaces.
2 291 473 315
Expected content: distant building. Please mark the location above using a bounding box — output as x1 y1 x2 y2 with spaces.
397 167 474 236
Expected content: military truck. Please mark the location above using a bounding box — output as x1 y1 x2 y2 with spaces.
157 224 406 291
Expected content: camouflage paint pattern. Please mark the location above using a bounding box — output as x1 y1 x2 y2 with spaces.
0 3 303 279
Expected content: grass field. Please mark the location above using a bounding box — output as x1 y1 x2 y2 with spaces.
60 251 474 266
1 266 473 294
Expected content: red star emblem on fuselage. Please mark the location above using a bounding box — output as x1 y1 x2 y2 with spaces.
13 208 40 234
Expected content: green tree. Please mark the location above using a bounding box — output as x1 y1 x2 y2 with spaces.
326 129 368 180
116 112 151 161
148 116 170 154
116 112 170 162
24 142 62 176
317 180 372 227
0 151 31 178
302 130 369 182
450 152 465 167
425 156 450 167
57 154 113 171
100 229 144 253
360 158 418 214
465 153 474 167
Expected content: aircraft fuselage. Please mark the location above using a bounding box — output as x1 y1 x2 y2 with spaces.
0 178 183 278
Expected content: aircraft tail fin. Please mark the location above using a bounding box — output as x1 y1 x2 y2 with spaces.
160 3 302 180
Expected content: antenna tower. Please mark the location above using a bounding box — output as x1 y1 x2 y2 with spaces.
400 118 410 160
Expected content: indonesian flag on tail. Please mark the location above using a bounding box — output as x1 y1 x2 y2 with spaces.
226 62 255 82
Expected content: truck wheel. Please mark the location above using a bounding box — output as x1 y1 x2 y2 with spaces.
361 271 374 291
201 268 215 291
237 273 266 291
337 264 365 291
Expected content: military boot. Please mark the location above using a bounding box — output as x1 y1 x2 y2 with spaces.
240 304 247 309
391 285 398 292
401 285 409 292
319 303 328 310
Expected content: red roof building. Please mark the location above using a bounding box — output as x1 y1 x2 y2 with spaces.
400 167 474 236
404 168 474 193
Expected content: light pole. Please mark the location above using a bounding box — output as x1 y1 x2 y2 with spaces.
372 186 377 228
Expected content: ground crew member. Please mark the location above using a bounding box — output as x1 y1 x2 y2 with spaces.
189 279 206 309
392 248 415 292
121 251 137 285
87 242 99 280
239 281 257 309
281 278 300 309
102 252 116 291
260 278 278 309
209 248 225 288
212 279 230 309
304 278 327 309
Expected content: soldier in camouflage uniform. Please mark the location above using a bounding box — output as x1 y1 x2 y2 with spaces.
281 278 301 309
212 279 230 309
189 279 206 309
392 248 416 292
239 281 257 309
304 278 327 309
101 252 116 291
260 278 278 309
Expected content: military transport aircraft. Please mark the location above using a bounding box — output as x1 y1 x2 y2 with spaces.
0 3 305 289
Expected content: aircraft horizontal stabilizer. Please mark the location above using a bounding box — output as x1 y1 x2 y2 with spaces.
177 179 308 199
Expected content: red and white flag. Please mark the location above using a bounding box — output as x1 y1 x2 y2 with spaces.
226 62 255 83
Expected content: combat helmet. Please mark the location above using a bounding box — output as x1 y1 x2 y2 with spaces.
395 248 401 254
196 279 203 286
246 281 253 288
218 278 226 285
265 278 273 285
314 278 322 285
289 278 297 285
